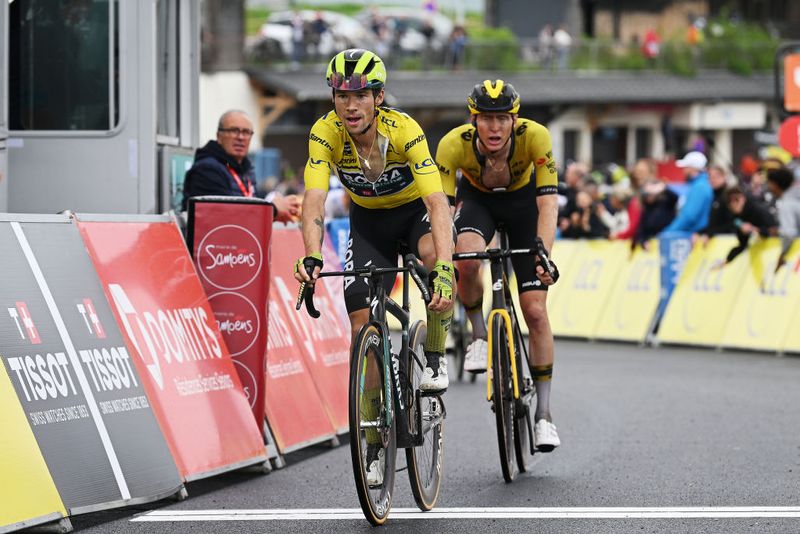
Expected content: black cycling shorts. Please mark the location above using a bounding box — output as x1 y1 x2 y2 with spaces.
454 179 547 293
344 198 434 313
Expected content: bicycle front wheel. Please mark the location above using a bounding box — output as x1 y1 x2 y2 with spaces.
349 324 396 525
490 313 516 482
406 320 445 511
512 318 534 472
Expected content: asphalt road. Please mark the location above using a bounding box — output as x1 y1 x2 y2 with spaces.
66 340 800 534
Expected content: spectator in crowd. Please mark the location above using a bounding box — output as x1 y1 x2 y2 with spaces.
308 11 329 60
558 161 588 230
635 178 678 246
597 183 632 237
182 110 300 222
614 158 657 241
290 11 306 68
553 23 572 71
766 166 800 272
694 164 736 245
446 25 467 70
660 151 713 234
641 28 661 64
713 185 778 266
561 190 609 239
538 24 553 70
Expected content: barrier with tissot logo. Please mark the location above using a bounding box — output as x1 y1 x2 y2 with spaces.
0 357 67 532
76 214 266 481
0 216 182 514
187 197 274 426
270 227 351 434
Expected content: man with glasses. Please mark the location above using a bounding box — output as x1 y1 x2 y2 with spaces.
182 109 301 220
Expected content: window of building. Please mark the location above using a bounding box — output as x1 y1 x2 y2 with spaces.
563 129 579 164
592 126 627 166
635 127 652 160
9 0 119 131
157 0 179 140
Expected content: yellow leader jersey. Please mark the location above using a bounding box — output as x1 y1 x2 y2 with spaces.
435 118 559 199
304 107 444 209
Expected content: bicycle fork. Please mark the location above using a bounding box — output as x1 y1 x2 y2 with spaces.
486 308 521 403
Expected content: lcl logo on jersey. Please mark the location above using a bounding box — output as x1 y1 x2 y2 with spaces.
77 298 106 339
8 302 42 344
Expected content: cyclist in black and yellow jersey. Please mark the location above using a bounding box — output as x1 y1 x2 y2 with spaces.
435 79 561 451
294 49 455 397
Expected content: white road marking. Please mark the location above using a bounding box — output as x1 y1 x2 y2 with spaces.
132 507 800 521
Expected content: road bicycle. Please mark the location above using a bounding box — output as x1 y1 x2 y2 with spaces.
297 254 446 525
453 229 558 482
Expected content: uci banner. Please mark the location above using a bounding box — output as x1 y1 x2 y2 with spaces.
549 240 629 339
76 214 266 481
658 236 747 347
593 241 661 343
0 216 182 514
720 239 800 352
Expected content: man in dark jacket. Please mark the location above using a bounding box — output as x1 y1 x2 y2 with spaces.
182 110 300 220
716 185 778 266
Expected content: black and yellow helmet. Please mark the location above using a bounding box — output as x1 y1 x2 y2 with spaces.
326 48 386 91
467 79 520 114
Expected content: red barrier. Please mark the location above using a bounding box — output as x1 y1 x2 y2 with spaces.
270 229 350 433
76 216 266 481
187 198 273 427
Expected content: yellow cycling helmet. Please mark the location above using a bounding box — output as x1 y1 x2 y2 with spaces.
467 79 520 114
326 48 386 91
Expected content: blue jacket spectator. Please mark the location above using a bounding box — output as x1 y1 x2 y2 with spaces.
662 151 713 234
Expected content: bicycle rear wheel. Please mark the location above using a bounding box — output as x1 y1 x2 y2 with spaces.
349 324 396 525
406 320 445 510
490 314 516 483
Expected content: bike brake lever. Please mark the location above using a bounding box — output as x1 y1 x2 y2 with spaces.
296 260 322 318
535 237 560 283
404 254 432 304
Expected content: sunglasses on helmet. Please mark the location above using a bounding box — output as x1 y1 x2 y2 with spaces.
328 73 372 91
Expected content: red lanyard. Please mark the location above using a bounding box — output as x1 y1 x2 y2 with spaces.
227 165 254 197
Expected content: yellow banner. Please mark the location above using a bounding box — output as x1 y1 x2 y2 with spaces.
549 240 628 338
0 359 66 530
657 236 747 346
593 241 661 342
719 239 800 351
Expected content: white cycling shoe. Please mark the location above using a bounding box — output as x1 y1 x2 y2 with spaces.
534 419 561 453
463 338 488 373
366 446 385 488
419 354 448 393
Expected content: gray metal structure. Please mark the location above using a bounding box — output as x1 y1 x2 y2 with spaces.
3 0 200 215
1 1 7 212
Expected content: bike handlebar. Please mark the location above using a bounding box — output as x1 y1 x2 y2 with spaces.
296 254 431 319
452 237 559 283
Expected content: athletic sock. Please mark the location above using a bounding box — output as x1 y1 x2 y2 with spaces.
424 307 453 355
531 363 553 422
464 298 487 340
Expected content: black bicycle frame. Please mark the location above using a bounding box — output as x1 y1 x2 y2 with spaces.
298 256 431 449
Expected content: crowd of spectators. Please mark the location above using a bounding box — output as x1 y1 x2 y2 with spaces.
555 147 799 268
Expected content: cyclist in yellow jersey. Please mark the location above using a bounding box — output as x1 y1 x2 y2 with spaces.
436 80 561 452
294 49 455 399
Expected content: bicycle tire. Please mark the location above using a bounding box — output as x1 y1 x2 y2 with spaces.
349 324 397 525
512 319 533 472
406 321 445 511
490 314 516 483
